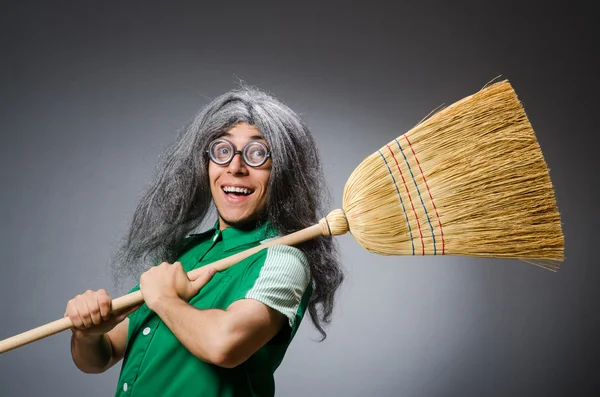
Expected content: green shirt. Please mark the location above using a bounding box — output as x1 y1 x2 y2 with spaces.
114 222 312 397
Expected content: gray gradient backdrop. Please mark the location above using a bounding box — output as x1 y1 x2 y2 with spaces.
0 1 597 396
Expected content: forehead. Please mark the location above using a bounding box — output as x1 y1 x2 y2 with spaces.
219 123 264 141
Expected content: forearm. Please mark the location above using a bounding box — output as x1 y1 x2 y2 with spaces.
70 333 113 374
151 297 234 366
141 264 285 368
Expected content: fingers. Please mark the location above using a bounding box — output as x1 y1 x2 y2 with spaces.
65 299 85 329
191 266 216 292
81 300 95 328
66 294 92 328
65 289 112 330
141 261 214 303
97 289 112 321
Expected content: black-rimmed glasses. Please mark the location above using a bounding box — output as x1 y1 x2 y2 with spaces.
206 138 271 167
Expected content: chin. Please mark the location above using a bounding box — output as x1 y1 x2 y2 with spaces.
219 210 266 230
219 213 251 227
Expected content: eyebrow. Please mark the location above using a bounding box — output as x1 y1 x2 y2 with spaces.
219 132 264 140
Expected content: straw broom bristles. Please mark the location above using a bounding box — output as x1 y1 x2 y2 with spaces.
339 80 564 270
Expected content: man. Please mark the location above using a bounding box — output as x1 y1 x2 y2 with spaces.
65 86 344 396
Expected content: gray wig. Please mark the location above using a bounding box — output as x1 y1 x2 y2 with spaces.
112 86 344 340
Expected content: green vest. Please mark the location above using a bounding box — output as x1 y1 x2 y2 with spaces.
114 222 312 397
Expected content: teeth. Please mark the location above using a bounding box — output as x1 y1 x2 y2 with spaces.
223 186 251 194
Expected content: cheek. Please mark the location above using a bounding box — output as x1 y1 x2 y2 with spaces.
207 165 223 198
208 163 220 184
258 172 271 194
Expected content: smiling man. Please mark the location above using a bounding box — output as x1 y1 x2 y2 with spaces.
64 86 344 397
209 124 272 228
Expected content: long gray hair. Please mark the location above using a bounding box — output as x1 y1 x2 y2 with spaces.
111 85 344 340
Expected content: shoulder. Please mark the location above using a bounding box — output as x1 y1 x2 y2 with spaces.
263 244 309 269
242 244 311 323
245 244 310 284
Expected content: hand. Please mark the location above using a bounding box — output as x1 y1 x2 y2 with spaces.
140 262 216 311
65 289 140 340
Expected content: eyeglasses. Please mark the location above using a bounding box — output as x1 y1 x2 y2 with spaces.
206 138 271 167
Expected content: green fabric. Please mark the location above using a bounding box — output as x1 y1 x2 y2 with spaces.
114 222 312 397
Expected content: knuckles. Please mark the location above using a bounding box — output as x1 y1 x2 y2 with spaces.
98 297 111 306
67 289 112 311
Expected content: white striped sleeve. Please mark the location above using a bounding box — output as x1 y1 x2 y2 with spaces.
245 245 310 327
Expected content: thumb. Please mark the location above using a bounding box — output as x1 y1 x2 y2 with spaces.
190 267 217 292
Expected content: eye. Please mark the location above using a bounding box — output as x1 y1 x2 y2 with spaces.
245 142 268 162
211 141 233 161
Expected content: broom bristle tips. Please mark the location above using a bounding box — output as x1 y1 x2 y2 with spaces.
341 80 564 266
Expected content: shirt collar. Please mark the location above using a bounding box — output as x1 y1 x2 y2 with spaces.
214 220 278 252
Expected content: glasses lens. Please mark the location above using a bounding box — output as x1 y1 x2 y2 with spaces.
210 140 233 164
243 142 269 166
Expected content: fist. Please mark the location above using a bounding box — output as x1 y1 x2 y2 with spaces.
140 262 216 311
65 289 136 339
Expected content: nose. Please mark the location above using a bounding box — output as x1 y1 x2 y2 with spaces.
227 152 248 175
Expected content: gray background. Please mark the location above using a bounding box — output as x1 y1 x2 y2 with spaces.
0 1 597 396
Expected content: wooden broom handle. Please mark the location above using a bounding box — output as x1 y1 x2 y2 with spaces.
0 223 326 355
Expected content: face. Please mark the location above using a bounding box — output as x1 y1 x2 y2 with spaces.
208 123 272 230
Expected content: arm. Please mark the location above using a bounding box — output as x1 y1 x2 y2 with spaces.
150 297 286 368
140 251 308 369
66 289 139 374
70 318 129 373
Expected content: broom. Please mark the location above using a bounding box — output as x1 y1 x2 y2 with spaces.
0 79 564 355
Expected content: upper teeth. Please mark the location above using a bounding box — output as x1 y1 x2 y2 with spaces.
223 186 251 194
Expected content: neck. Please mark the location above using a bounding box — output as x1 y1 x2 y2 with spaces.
218 216 262 231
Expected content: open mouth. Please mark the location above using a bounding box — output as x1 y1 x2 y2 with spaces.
222 185 254 198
